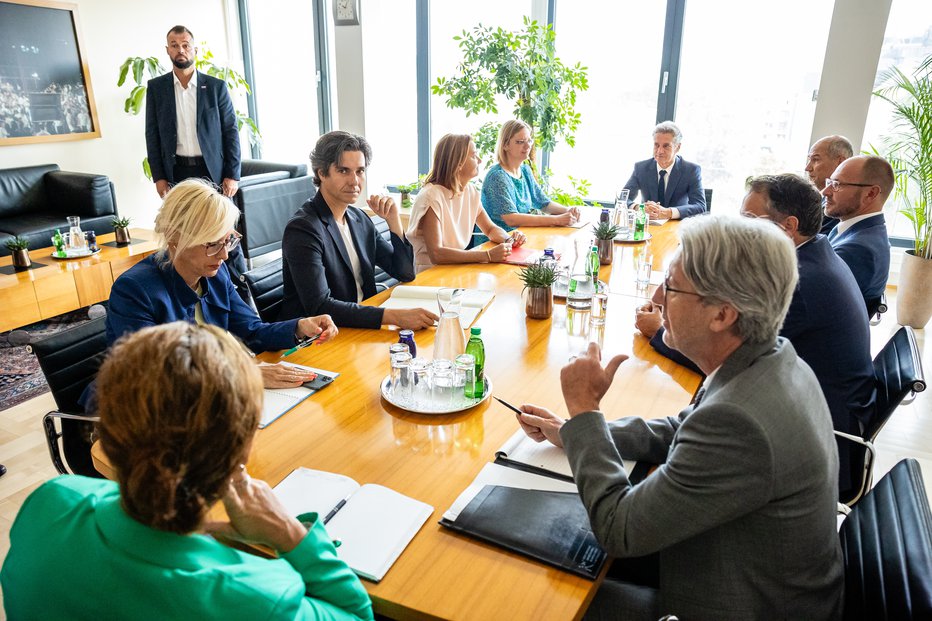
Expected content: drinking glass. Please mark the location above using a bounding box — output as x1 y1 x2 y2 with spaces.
430 359 455 408
636 254 653 290
409 358 432 409
590 293 608 325
389 344 412 402
453 353 476 405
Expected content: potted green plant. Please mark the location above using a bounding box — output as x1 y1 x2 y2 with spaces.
592 222 621 265
5 236 31 268
873 54 932 328
433 17 588 172
111 217 132 245
517 262 558 319
396 181 419 210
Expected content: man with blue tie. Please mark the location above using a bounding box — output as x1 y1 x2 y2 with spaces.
145 25 240 200
622 121 706 220
822 155 893 309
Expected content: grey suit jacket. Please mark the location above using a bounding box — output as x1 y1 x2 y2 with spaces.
561 338 843 620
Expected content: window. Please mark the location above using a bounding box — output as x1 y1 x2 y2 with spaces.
247 0 321 164
548 2 667 201
861 2 932 239
674 0 834 215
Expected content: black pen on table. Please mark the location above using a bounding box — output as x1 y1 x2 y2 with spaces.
494 396 525 417
280 333 320 358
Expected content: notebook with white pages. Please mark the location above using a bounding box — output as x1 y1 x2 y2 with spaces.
260 363 339 428
274 467 433 582
494 429 638 482
378 285 495 328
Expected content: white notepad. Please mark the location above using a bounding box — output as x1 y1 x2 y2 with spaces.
495 429 637 481
378 285 495 328
274 467 434 582
260 363 338 428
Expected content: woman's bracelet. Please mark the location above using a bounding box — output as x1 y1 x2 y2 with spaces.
485 250 492 263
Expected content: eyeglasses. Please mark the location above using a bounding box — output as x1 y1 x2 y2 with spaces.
203 231 241 256
824 178 876 191
663 272 704 305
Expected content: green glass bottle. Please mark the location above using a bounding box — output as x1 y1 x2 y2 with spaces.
465 327 485 398
588 245 600 289
633 203 647 241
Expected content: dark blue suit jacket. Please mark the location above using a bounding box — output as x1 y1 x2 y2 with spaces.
829 214 890 304
623 155 706 218
145 71 241 185
279 192 416 328
649 236 875 491
107 255 298 352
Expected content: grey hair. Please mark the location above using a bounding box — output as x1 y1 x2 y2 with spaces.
822 135 854 161
653 121 683 145
677 215 798 344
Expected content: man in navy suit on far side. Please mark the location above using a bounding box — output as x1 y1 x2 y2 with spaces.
145 25 240 200
623 121 706 220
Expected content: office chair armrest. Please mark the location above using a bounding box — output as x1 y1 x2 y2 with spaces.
42 411 100 476
833 429 869 447
837 502 852 516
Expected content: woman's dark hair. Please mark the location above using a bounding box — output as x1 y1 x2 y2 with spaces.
309 130 372 186
97 323 262 533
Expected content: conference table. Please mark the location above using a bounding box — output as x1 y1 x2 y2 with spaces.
242 210 699 620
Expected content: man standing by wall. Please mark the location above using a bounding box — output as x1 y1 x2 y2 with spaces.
145 25 240 199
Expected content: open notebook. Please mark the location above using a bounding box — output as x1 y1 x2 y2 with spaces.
378 285 494 328
274 468 433 582
261 363 339 428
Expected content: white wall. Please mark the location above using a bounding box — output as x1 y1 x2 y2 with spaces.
0 0 234 228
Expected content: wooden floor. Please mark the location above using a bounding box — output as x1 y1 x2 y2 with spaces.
0 302 930 619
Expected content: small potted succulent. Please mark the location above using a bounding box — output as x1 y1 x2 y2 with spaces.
111 216 132 245
396 181 419 210
5 236 31 268
517 261 558 319
592 221 622 265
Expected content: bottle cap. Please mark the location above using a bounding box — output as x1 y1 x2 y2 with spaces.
591 246 598 252
470 327 481 335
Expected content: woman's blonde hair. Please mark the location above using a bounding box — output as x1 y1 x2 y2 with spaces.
424 134 474 194
97 322 263 534
153 179 239 263
496 119 532 166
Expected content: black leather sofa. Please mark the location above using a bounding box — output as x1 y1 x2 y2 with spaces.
0 164 119 256
234 160 315 266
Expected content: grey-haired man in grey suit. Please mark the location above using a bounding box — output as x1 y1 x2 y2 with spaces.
518 215 843 620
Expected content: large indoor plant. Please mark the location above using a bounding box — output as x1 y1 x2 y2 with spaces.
873 54 932 327
432 17 588 168
117 45 260 179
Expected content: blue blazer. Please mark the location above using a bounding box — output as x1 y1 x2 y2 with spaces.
649 236 875 491
107 254 298 353
145 71 241 185
623 155 706 218
279 192 416 328
829 215 890 304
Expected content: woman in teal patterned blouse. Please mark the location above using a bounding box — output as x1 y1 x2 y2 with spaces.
479 120 580 242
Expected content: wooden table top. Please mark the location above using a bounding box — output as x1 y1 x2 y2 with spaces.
244 213 697 620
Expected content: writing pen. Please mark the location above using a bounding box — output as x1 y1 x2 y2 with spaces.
494 396 525 417
280 333 320 358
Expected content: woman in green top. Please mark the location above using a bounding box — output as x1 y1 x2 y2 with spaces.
1 322 373 621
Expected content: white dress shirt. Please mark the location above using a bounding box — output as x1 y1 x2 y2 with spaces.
656 161 680 219
335 218 365 303
834 212 884 237
173 71 201 157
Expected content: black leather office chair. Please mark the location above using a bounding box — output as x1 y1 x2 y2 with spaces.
28 317 107 477
703 188 713 213
372 215 401 292
866 293 888 326
242 258 284 323
836 326 926 505
839 458 932 620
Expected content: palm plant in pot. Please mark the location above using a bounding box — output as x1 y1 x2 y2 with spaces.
873 54 932 327
111 217 132 245
5 236 31 269
592 221 622 265
517 262 558 319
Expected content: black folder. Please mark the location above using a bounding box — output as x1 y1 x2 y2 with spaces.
439 485 607 579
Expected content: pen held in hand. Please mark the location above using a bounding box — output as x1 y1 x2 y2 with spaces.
280 333 321 358
494 396 524 417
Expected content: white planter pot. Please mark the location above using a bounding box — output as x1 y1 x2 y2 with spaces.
896 250 932 329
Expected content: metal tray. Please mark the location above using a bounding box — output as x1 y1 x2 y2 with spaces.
50 248 101 260
380 375 492 414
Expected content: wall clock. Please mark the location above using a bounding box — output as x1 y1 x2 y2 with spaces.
334 0 360 26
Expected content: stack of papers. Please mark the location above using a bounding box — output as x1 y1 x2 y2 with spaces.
379 285 495 327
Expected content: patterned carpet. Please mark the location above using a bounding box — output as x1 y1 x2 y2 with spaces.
0 309 95 412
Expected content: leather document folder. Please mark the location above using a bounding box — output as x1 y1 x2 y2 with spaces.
440 485 607 580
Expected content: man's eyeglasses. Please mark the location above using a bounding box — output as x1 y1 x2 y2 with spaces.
203 231 241 256
662 273 704 305
824 178 876 191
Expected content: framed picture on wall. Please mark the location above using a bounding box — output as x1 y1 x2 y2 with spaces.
0 0 101 145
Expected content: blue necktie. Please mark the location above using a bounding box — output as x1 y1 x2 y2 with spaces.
828 226 839 242
658 169 667 205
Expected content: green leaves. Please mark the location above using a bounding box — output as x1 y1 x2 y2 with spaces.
433 16 589 156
